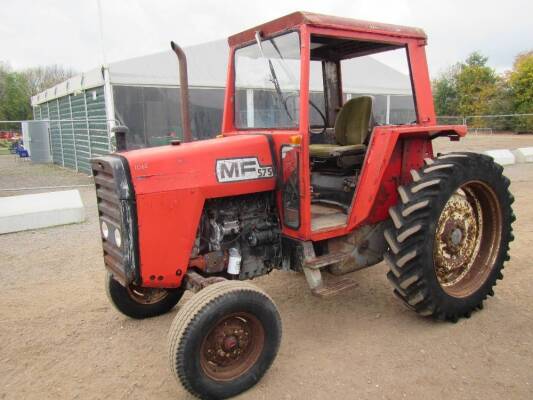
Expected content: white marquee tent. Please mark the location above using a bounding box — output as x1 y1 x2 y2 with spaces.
32 39 415 173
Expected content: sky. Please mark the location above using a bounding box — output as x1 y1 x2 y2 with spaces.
1 0 532 78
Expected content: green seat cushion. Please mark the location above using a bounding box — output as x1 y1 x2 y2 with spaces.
335 96 372 146
309 143 366 158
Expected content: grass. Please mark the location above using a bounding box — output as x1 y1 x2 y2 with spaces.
0 140 11 155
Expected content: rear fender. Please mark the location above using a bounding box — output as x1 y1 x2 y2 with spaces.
346 124 466 230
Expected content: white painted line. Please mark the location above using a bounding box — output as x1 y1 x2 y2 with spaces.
483 149 516 166
512 147 533 163
0 190 85 234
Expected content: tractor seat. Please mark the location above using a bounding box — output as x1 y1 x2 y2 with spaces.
310 96 374 169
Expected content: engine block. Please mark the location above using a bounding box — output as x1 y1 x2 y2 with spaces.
196 193 282 280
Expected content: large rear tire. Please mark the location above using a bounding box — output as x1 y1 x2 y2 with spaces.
105 272 184 319
384 153 514 321
167 280 282 399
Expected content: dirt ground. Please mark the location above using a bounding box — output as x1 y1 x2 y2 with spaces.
2 133 533 400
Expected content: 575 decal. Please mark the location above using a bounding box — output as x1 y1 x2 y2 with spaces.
216 157 274 183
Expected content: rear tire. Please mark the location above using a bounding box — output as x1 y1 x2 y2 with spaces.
384 153 514 321
105 272 184 319
168 280 282 399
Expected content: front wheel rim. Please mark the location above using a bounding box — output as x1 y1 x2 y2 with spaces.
126 285 169 305
433 181 502 298
199 312 265 382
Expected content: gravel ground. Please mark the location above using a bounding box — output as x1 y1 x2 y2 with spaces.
1 133 533 400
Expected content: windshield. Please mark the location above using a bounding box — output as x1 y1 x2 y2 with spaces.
234 31 301 129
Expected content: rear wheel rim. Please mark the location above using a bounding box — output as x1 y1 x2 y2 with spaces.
126 285 169 305
200 312 265 382
433 181 502 298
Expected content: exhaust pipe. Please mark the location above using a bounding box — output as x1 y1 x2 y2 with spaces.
170 41 192 142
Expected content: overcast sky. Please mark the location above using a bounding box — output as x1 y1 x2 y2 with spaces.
2 0 532 77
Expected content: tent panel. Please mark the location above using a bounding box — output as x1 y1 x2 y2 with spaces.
85 86 110 157
71 92 92 174
47 100 64 166
58 96 76 170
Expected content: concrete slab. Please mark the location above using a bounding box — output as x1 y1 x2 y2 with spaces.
483 149 516 166
0 190 85 234
513 147 533 163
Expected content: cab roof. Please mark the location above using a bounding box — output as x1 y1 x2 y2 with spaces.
228 11 427 47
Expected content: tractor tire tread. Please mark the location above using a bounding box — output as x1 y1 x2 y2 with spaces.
384 152 514 322
167 280 279 399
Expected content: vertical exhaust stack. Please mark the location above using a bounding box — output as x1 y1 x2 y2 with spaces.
170 41 192 142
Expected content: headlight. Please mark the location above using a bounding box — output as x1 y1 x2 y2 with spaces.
114 227 122 248
101 221 109 239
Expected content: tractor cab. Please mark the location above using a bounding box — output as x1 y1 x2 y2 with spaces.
95 12 512 400
221 12 435 240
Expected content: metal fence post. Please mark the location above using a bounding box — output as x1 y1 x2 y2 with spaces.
56 99 65 167
103 68 115 152
68 95 79 171
83 91 92 159
46 103 52 159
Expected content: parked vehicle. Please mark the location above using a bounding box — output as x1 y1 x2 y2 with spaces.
91 12 514 399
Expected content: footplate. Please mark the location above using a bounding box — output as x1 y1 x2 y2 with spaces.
300 242 357 298
311 278 358 298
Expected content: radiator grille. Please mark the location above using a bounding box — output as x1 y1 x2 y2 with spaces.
91 156 138 285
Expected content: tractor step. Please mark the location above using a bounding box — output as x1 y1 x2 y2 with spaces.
303 251 349 270
300 243 356 298
312 278 358 298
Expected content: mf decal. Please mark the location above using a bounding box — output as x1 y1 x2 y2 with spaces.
216 157 274 183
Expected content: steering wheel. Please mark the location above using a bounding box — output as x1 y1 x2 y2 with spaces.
283 94 327 134
309 100 327 135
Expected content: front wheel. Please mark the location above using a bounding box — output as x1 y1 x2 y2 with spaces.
168 280 282 399
105 272 184 319
384 153 514 321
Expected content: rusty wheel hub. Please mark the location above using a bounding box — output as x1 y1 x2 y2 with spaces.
126 285 168 305
200 312 264 381
433 182 502 297
435 190 481 286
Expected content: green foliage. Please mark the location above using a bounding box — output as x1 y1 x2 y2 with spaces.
1 72 32 121
510 51 533 112
509 51 533 131
433 64 460 116
0 63 76 126
433 50 533 132
455 51 498 116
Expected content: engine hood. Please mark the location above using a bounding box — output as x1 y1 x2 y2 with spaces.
122 134 276 197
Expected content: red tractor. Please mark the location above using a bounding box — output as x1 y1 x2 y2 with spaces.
92 12 514 399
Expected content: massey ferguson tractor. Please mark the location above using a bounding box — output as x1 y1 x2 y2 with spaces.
91 12 514 399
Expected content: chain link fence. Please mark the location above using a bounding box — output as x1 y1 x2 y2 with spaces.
437 113 533 134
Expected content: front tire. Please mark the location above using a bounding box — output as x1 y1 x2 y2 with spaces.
168 280 282 399
105 272 184 319
384 153 514 321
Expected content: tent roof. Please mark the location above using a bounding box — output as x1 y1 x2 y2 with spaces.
32 39 412 105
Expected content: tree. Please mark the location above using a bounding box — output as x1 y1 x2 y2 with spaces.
22 64 77 96
432 51 512 128
432 63 460 116
1 71 32 121
0 62 11 120
488 76 515 130
509 51 533 131
0 63 76 126
455 52 498 117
